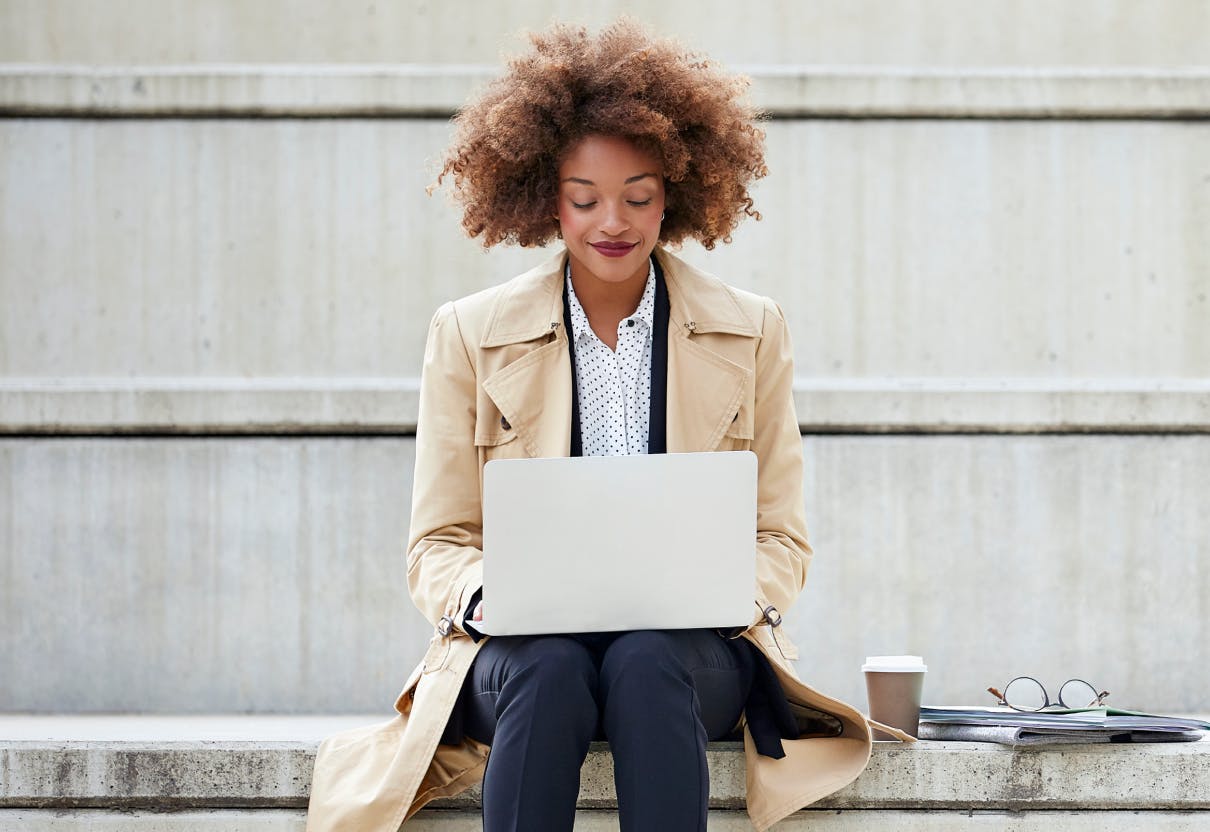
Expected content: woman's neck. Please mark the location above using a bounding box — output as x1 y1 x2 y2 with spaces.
568 258 649 324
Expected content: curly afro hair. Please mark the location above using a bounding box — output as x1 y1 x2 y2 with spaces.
436 18 768 251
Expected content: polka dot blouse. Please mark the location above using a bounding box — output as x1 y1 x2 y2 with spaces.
565 259 656 457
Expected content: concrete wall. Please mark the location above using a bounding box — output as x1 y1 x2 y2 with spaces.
2 3 1209 714
1 439 426 712
802 434 1210 713
3 116 1209 382
3 435 1208 713
3 0 1210 67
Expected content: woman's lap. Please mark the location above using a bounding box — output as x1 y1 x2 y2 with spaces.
460 628 753 745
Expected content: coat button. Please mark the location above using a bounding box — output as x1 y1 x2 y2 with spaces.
500 416 511 430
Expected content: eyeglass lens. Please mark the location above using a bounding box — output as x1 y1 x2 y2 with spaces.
1058 679 1101 708
1002 676 1048 711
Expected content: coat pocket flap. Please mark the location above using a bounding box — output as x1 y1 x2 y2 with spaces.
474 426 520 447
725 406 754 439
420 634 451 675
394 660 426 714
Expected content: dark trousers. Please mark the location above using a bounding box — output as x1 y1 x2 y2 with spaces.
460 629 754 832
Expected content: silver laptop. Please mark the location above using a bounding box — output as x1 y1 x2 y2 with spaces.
476 451 757 636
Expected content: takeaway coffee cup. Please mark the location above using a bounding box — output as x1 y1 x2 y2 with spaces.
863 655 927 740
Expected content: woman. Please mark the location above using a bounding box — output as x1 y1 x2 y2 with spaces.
306 19 904 832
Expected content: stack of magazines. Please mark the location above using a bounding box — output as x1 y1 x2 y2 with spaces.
918 706 1210 746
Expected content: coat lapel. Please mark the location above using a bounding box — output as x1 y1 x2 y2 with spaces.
657 248 760 453
479 251 573 459
481 336 573 458
665 328 750 453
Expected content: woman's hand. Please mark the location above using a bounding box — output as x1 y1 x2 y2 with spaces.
472 600 484 622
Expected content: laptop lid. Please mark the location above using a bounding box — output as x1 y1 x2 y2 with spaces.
477 451 757 636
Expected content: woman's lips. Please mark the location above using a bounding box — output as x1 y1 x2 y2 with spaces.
589 241 638 258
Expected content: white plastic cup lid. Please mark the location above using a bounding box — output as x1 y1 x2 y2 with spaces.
862 655 927 673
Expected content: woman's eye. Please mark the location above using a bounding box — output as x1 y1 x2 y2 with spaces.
628 199 653 207
571 201 596 210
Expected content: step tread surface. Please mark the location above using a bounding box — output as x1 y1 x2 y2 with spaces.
1 715 1207 811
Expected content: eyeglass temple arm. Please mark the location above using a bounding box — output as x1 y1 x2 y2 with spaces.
987 686 1008 704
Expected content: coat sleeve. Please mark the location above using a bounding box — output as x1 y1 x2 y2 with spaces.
750 298 813 623
405 301 484 631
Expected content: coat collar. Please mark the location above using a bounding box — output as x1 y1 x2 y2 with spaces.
479 247 759 348
479 251 567 348
479 247 758 456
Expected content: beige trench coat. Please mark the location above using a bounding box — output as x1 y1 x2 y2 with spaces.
306 247 910 832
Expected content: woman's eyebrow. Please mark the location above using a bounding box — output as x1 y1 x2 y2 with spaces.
560 173 659 185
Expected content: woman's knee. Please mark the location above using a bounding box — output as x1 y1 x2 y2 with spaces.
496 636 599 704
520 635 595 671
599 629 743 699
473 637 599 738
599 630 689 690
599 631 749 741
476 635 594 684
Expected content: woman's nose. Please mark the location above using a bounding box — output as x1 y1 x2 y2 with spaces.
598 204 628 235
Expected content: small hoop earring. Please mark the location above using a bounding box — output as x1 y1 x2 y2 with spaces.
661 211 666 221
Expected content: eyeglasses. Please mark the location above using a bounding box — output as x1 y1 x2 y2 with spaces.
987 676 1110 712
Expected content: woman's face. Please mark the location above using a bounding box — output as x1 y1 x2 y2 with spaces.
556 134 666 288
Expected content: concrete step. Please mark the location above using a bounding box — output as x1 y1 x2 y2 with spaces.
4 1 1210 67
4 809 1210 831
4 116 1209 396
4 69 1210 404
1 715 1207 830
4 435 1210 714
6 65 1210 118
4 378 1210 435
